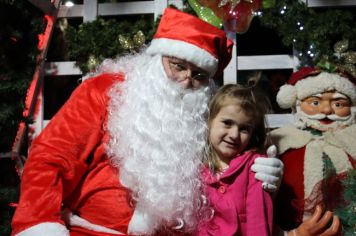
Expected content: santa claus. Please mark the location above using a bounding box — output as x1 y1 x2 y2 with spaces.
271 67 356 235
12 8 283 236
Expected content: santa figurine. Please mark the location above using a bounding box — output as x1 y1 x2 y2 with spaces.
271 67 356 236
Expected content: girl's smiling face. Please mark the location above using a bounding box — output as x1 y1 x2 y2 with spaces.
209 101 254 166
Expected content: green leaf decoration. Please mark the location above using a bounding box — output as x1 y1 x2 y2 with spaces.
187 0 223 28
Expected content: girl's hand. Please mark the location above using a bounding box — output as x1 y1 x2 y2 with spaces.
251 145 284 192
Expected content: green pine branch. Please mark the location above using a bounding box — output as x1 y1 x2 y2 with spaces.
260 1 356 67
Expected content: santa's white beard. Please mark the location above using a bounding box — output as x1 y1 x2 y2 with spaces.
104 53 212 234
295 104 356 131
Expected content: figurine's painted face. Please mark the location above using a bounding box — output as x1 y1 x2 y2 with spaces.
298 91 353 131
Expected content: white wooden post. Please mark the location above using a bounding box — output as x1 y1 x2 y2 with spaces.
168 0 184 9
223 31 237 84
154 0 168 19
308 0 356 7
83 0 97 22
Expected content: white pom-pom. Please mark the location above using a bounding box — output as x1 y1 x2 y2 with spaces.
276 84 297 109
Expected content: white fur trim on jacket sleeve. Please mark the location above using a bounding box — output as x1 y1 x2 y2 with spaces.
128 206 158 235
62 209 124 235
15 222 69 236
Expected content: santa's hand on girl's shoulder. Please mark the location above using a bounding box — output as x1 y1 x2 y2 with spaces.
251 145 284 192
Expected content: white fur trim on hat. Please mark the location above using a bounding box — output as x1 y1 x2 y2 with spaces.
146 38 218 76
15 222 69 236
277 72 356 109
276 84 297 109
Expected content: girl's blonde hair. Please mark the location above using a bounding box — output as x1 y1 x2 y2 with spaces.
204 84 270 172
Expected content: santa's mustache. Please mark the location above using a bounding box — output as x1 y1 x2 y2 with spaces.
303 113 351 121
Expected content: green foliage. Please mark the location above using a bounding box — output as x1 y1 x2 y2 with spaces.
260 1 356 67
64 15 156 74
0 2 44 234
0 1 44 152
0 187 19 236
335 169 356 236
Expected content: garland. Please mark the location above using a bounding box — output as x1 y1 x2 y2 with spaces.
64 15 157 74
259 1 356 68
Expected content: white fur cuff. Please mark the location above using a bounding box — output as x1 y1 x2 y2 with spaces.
128 207 157 235
15 222 69 236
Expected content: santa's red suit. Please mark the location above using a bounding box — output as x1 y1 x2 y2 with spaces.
12 74 135 235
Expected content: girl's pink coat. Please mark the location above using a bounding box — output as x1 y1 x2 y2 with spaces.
197 152 273 236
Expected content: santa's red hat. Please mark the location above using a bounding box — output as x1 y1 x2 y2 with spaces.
146 8 233 77
277 67 356 109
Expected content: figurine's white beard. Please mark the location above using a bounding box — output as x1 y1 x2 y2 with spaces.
105 53 212 234
295 104 356 131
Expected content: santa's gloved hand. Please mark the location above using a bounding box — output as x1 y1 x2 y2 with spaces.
251 145 283 192
287 205 342 236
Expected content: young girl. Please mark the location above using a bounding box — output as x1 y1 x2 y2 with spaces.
197 84 273 236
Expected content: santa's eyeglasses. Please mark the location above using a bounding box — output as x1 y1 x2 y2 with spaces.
168 61 210 82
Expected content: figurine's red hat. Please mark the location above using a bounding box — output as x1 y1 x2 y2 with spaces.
277 67 356 109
